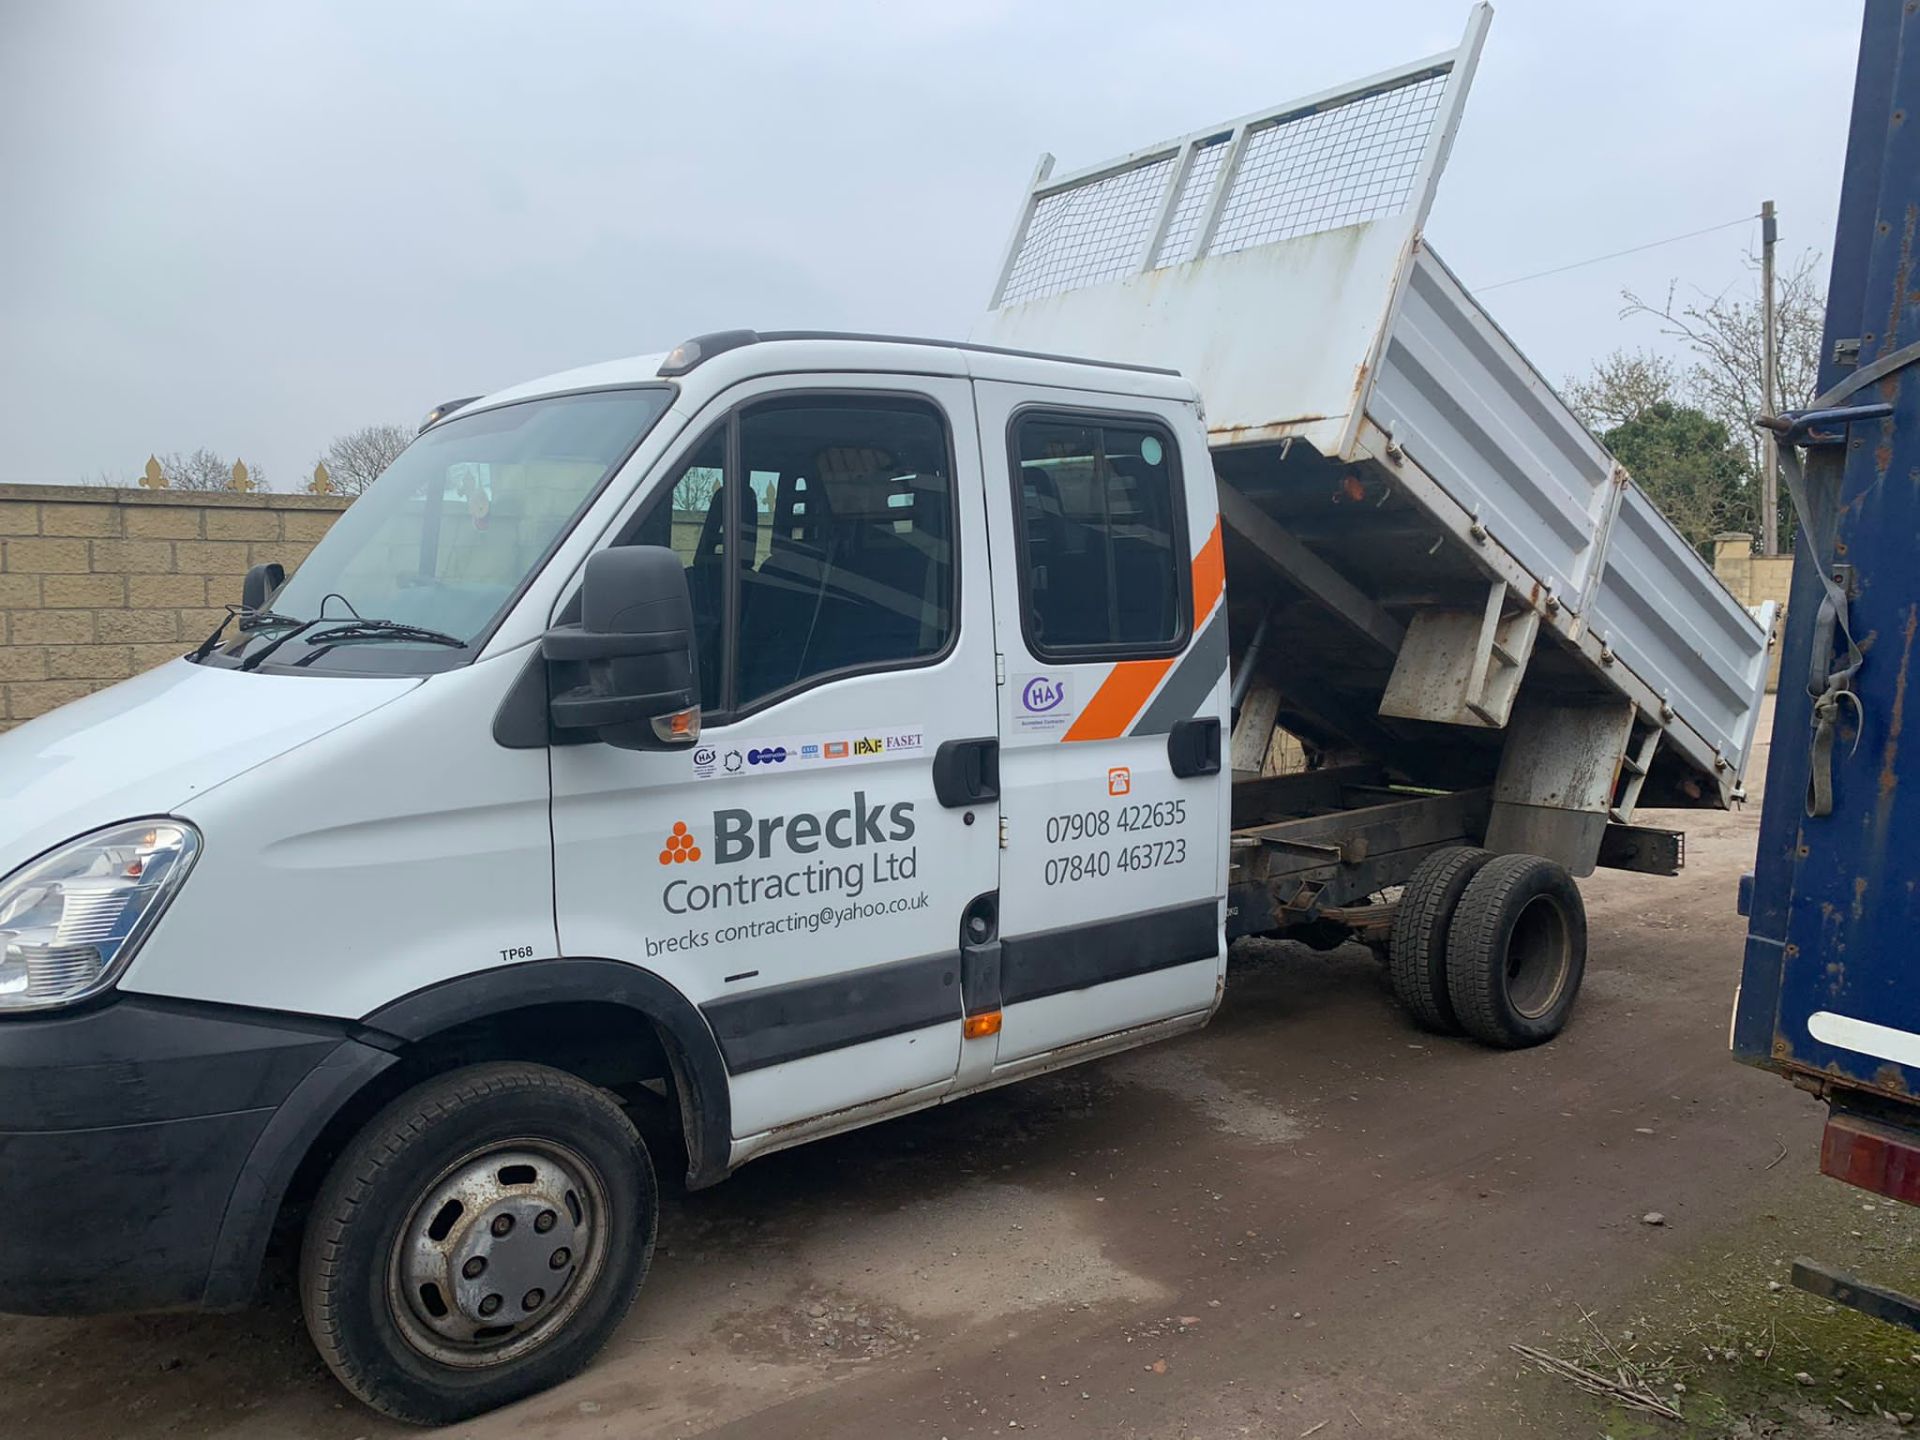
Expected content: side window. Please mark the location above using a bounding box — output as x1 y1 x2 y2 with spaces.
1012 412 1187 656
629 426 726 708
624 395 956 717
733 396 955 709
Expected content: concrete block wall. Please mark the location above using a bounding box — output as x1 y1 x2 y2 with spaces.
1713 532 1795 693
0 484 351 732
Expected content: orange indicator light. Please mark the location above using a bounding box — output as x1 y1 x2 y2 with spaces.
962 1012 1002 1041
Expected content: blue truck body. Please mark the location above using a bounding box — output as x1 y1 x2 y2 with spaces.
1734 0 1920 1157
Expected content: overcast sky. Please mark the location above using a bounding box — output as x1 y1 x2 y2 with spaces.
0 0 1860 489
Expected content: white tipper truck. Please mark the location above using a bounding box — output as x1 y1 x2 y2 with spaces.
0 7 1769 1422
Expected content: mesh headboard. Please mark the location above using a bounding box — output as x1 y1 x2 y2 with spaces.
995 69 1458 308
977 5 1490 459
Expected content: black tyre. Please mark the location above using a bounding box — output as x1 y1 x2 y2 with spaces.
300 1063 658 1425
1444 853 1587 1049
1387 846 1493 1033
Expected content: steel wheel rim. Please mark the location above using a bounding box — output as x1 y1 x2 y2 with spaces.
1505 893 1573 1019
386 1137 610 1369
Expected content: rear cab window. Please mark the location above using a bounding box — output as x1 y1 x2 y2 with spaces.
1011 411 1190 659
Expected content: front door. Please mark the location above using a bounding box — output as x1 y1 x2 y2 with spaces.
549 374 1000 1141
974 382 1230 1069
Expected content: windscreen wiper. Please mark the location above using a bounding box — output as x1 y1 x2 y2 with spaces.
292 618 468 663
188 606 305 664
239 618 328 671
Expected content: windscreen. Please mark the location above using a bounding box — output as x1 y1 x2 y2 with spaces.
271 387 671 648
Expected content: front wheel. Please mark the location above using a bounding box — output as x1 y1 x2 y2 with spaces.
300 1063 658 1425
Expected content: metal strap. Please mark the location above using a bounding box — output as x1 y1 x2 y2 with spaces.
1766 338 1920 816
1818 338 1920 406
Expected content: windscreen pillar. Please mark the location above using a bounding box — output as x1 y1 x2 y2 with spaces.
1482 696 1635 877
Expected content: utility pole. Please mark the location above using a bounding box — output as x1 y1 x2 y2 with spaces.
1760 199 1779 555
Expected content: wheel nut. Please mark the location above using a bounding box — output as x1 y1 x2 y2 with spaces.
523 1289 545 1311
491 1214 514 1237
535 1210 557 1234
462 1256 487 1280
549 1248 571 1270
479 1294 502 1318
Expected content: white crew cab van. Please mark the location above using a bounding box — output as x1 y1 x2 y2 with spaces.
0 332 1234 1422
0 15 1776 1420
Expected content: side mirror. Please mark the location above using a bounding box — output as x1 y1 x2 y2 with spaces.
543 546 700 751
241 561 285 614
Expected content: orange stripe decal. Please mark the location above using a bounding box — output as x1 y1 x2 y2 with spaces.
1059 515 1226 743
1192 517 1225 621
1062 658 1175 742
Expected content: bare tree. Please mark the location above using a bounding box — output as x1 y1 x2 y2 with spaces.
1565 349 1681 432
318 424 412 496
154 448 269 492
672 464 723 514
1621 249 1826 478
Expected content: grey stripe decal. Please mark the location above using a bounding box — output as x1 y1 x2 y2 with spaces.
1132 605 1229 736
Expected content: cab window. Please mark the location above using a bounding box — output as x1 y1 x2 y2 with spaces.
1011 412 1188 658
628 394 956 715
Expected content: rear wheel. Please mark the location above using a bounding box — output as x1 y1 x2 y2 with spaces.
1444 853 1587 1048
1387 846 1492 1033
300 1062 657 1425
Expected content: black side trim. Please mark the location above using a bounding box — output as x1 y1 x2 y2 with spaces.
1001 899 1220 1007
960 891 1002 1017
363 959 734 1189
700 951 959 1074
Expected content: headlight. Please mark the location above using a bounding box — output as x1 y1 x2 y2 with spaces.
0 821 200 1013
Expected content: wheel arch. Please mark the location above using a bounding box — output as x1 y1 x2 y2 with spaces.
363 959 733 1190
203 960 732 1312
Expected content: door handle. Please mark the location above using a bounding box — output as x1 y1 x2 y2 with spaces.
933 737 1000 808
1168 717 1221 779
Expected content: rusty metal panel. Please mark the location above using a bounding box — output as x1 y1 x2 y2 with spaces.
1377 582 1539 728
1735 0 1920 1106
1483 696 1635 876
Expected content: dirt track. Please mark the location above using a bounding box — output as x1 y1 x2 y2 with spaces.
4 715 1917 1438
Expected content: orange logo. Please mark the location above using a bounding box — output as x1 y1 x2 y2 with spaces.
1107 767 1131 796
659 821 702 866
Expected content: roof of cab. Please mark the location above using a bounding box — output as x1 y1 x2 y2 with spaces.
450 330 1201 423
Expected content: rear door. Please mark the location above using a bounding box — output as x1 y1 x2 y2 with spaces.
973 381 1229 1068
